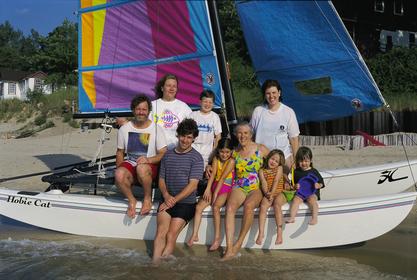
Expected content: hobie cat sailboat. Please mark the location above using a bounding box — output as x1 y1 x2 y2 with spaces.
0 0 415 249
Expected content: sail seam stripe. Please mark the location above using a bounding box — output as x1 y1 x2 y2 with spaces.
256 58 361 74
79 52 214 72
79 0 137 14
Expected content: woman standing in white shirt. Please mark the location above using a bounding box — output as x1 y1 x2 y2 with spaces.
250 79 300 168
151 74 192 149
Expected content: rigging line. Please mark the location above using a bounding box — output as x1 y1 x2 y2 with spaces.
387 106 417 189
58 87 74 156
384 105 417 189
316 1 387 106
154 1 161 141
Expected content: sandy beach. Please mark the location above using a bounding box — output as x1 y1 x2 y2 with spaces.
1 123 416 192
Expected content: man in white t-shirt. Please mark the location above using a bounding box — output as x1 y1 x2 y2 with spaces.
150 74 192 149
115 95 167 218
190 90 222 168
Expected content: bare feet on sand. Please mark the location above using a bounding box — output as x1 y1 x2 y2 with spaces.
187 236 198 247
127 199 137 218
140 199 152 215
208 238 221 251
220 249 241 261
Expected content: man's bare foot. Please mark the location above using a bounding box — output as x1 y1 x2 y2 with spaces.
208 238 221 251
127 199 137 218
140 199 152 215
309 217 318 225
161 254 177 261
285 218 295 224
220 250 236 261
255 234 264 245
152 257 161 266
220 250 241 261
186 236 198 247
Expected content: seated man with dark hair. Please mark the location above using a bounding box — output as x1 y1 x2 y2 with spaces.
152 118 204 264
115 94 167 217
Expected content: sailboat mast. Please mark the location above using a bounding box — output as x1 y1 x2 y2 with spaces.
207 0 238 127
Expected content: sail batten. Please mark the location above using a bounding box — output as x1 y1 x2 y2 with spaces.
79 52 215 72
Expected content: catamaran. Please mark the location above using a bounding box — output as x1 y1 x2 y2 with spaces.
0 0 416 249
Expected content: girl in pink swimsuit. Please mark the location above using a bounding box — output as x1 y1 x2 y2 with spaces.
187 138 235 251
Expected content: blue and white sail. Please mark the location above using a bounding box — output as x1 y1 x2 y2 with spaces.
236 0 385 123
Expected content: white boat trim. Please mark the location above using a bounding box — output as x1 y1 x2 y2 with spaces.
0 188 415 250
320 160 417 199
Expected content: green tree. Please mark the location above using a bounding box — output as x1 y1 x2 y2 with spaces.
0 22 44 71
0 21 25 69
367 47 417 109
217 0 260 117
21 29 43 71
35 19 78 88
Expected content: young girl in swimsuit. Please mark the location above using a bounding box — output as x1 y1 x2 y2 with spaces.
187 138 235 251
256 149 288 245
286 146 324 225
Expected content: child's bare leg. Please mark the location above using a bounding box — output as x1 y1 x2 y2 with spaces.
307 195 319 225
209 194 227 251
286 196 303 223
187 200 209 247
256 197 271 245
273 194 286 244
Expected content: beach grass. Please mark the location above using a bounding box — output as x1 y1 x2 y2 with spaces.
0 87 76 121
0 87 77 136
385 94 417 111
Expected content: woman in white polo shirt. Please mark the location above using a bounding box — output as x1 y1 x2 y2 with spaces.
250 79 300 168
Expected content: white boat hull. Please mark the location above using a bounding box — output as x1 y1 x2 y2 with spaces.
321 160 417 199
0 189 415 250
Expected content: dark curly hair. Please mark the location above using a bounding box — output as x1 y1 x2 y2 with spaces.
130 94 152 112
176 118 199 138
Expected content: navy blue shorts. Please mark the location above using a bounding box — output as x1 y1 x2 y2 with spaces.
159 202 196 223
